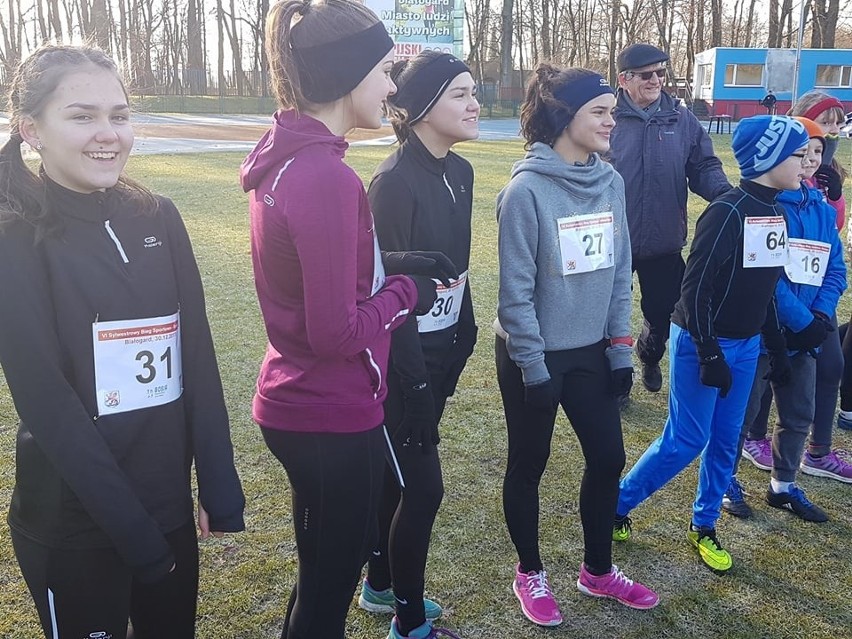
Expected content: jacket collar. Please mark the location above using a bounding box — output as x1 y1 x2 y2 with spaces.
738 178 781 205
402 131 447 177
44 171 117 224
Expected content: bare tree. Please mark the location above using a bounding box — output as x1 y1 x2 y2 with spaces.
186 0 205 93
500 0 513 90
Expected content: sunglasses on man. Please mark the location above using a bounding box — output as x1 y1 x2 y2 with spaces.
625 68 666 81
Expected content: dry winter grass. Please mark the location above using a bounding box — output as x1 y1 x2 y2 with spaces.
1 138 851 638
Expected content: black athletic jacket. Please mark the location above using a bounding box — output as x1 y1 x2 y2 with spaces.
369 132 477 386
0 178 244 582
672 179 785 350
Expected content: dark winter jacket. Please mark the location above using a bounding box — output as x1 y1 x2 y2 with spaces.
0 179 245 583
609 90 731 260
369 132 477 385
671 180 785 349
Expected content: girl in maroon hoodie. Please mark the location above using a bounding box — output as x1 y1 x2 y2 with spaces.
240 2 444 638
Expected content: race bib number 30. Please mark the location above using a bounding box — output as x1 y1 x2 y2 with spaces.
743 216 788 268
557 212 614 276
417 270 468 333
785 238 830 286
93 311 183 416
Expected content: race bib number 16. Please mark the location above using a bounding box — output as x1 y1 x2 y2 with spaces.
92 311 183 417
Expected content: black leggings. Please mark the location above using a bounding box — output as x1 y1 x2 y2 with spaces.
12 520 199 639
839 320 852 412
262 425 386 639
496 336 626 575
365 370 447 635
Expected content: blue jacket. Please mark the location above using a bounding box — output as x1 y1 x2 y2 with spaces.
609 91 731 260
774 184 847 334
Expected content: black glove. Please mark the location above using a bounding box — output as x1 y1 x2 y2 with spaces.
814 165 843 201
396 381 438 453
610 367 634 397
764 350 792 386
786 313 832 352
441 325 478 397
524 379 559 411
382 251 458 287
408 275 438 315
697 341 732 398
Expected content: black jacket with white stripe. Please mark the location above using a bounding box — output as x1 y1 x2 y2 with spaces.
672 179 785 350
0 178 244 582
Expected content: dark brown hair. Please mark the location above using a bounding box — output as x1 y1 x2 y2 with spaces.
384 50 445 143
519 63 599 149
0 44 155 240
265 0 382 111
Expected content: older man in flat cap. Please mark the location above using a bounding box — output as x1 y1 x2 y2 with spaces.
609 43 731 407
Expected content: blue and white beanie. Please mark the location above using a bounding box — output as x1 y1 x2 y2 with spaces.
732 115 809 180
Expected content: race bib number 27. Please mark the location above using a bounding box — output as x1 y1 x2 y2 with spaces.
92 312 183 416
557 212 614 276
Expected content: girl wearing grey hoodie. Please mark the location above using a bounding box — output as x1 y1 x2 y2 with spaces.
495 64 658 627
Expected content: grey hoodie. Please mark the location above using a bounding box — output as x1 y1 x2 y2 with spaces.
495 142 633 385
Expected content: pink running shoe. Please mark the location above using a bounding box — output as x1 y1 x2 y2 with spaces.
742 437 773 471
577 564 659 610
800 450 852 483
512 564 563 627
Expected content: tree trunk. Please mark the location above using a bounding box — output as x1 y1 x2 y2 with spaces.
187 0 206 94
217 0 225 97
499 0 513 92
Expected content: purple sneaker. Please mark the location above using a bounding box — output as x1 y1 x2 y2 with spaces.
800 450 852 483
742 437 772 471
512 564 563 627
577 564 659 610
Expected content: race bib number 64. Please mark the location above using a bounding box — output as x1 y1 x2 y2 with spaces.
92 311 183 416
743 216 788 268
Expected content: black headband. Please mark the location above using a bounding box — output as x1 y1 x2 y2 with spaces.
548 72 614 134
292 21 393 104
390 54 471 125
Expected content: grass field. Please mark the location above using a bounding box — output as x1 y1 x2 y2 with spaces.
1 137 851 639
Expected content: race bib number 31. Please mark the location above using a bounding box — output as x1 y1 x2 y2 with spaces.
93 311 183 416
743 216 788 268
557 212 614 276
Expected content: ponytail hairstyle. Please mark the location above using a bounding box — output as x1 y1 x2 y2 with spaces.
0 44 155 240
265 0 388 112
789 89 848 181
519 64 606 149
385 50 472 143
385 56 427 143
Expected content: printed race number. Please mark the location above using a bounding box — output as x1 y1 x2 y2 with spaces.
417 271 468 333
785 238 830 286
93 312 183 416
557 212 614 275
743 216 788 268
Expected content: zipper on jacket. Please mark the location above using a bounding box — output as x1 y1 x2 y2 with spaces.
442 173 456 204
104 220 130 264
364 347 382 400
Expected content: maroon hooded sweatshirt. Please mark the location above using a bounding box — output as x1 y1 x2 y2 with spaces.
241 110 417 433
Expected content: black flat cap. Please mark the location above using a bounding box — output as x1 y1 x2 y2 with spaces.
617 44 669 72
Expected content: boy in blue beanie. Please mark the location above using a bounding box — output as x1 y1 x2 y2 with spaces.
725 116 848 521
613 116 809 573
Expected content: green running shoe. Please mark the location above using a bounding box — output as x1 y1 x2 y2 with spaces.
612 515 632 542
687 524 732 573
359 578 443 620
